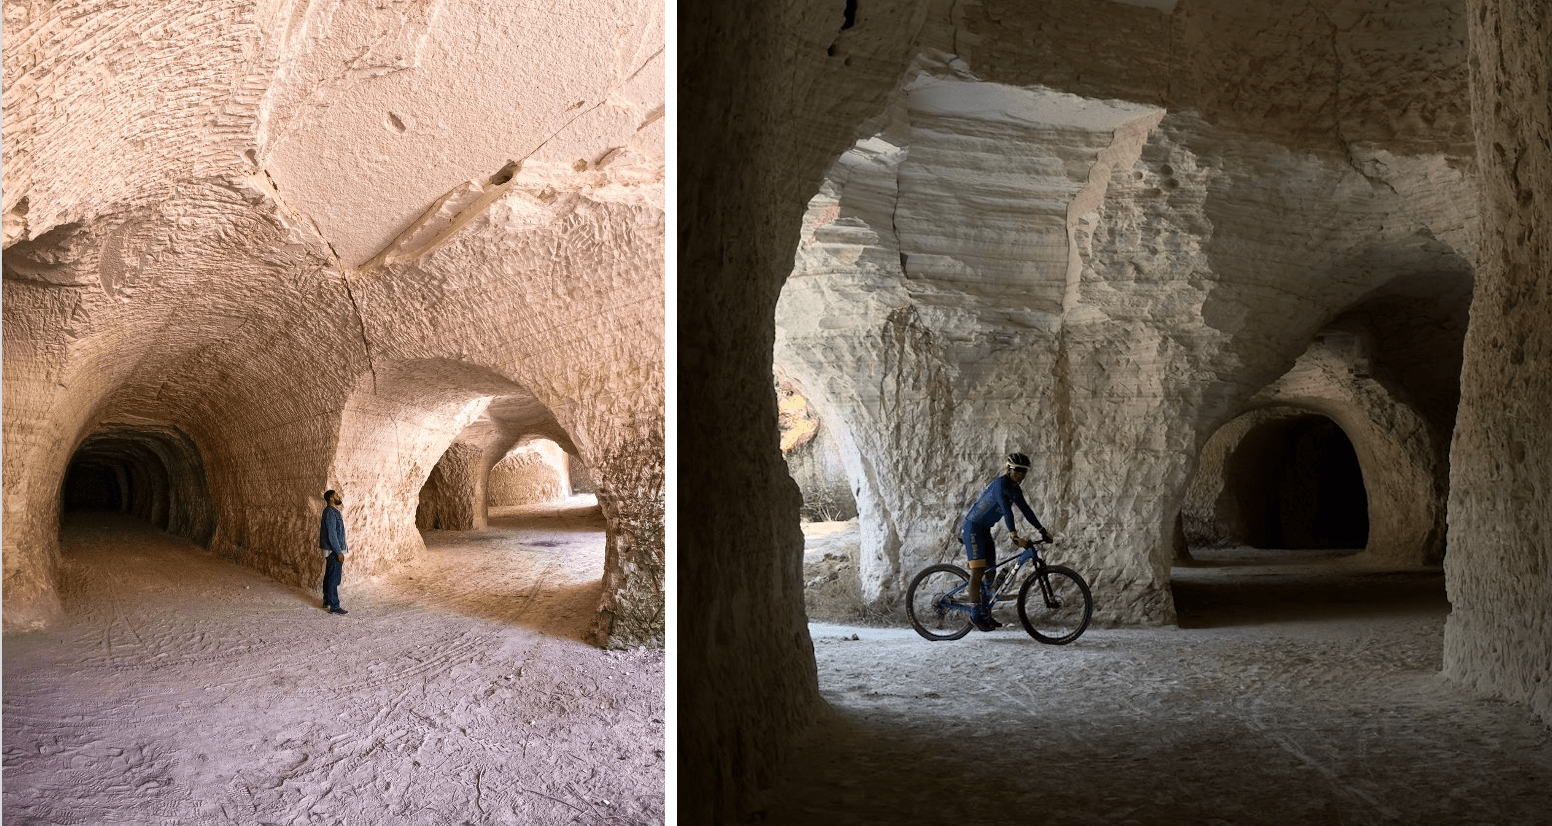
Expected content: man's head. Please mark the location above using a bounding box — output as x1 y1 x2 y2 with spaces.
1005 452 1030 483
324 489 342 508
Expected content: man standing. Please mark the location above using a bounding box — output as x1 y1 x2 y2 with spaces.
319 489 349 615
962 453 1050 631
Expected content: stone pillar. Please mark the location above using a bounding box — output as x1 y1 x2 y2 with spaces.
1443 0 1552 723
582 425 664 650
415 441 485 531
680 0 932 820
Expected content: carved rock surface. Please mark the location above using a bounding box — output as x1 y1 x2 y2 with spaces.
1442 0 1552 725
684 0 1545 821
488 442 569 508
2 0 665 647
776 49 1473 626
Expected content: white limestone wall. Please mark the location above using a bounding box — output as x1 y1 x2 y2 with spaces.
776 56 1475 625
488 443 569 508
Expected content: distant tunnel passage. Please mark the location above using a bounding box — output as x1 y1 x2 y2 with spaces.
62 462 127 512
60 424 217 548
1225 415 1369 550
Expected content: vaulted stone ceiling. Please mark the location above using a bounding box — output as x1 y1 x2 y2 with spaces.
3 0 665 646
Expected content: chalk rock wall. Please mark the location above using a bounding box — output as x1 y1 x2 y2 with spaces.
416 440 486 532
776 51 1474 625
2 0 665 647
1443 0 1552 724
488 445 567 508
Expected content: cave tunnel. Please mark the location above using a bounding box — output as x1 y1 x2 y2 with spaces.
1173 404 1445 636
1226 413 1369 551
409 417 610 639
59 423 217 547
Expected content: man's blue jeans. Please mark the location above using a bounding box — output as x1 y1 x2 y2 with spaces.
323 552 343 610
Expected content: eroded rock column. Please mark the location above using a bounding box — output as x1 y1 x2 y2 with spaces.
1443 0 1552 723
680 0 932 819
416 440 487 531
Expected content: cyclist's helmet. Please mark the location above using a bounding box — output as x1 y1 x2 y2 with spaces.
1006 452 1031 472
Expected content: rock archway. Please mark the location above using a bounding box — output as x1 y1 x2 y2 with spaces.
3 0 665 648
327 358 575 575
60 422 218 546
1186 408 1370 551
486 438 580 510
683 0 1549 820
1185 312 1457 566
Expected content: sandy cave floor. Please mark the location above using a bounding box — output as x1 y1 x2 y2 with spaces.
758 537 1552 825
3 501 664 826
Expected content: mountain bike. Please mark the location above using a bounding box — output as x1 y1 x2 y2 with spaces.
906 538 1093 644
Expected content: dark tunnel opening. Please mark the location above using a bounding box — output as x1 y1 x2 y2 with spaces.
1174 407 1444 629
62 461 128 512
60 423 218 548
1226 414 1369 550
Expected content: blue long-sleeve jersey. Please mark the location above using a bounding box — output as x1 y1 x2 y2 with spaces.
964 474 1044 535
320 505 348 557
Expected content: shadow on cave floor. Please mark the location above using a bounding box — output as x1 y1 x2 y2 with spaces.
390 494 606 641
752 549 1550 826
1170 545 1447 630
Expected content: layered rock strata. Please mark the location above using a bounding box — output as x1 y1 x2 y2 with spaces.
3 0 665 647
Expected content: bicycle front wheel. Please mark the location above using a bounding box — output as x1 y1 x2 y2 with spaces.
1017 565 1093 645
907 564 974 641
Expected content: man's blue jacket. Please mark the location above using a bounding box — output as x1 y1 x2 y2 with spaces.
320 505 348 557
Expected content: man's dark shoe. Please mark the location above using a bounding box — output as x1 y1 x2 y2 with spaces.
328 607 349 615
970 607 1000 632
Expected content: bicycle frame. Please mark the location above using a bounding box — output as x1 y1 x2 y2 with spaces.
945 539 1050 612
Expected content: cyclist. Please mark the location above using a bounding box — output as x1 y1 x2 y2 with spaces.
962 452 1051 631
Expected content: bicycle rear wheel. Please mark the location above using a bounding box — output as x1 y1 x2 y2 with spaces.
1016 565 1093 644
907 564 974 641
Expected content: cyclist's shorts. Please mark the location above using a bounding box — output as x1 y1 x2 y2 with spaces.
961 523 997 567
